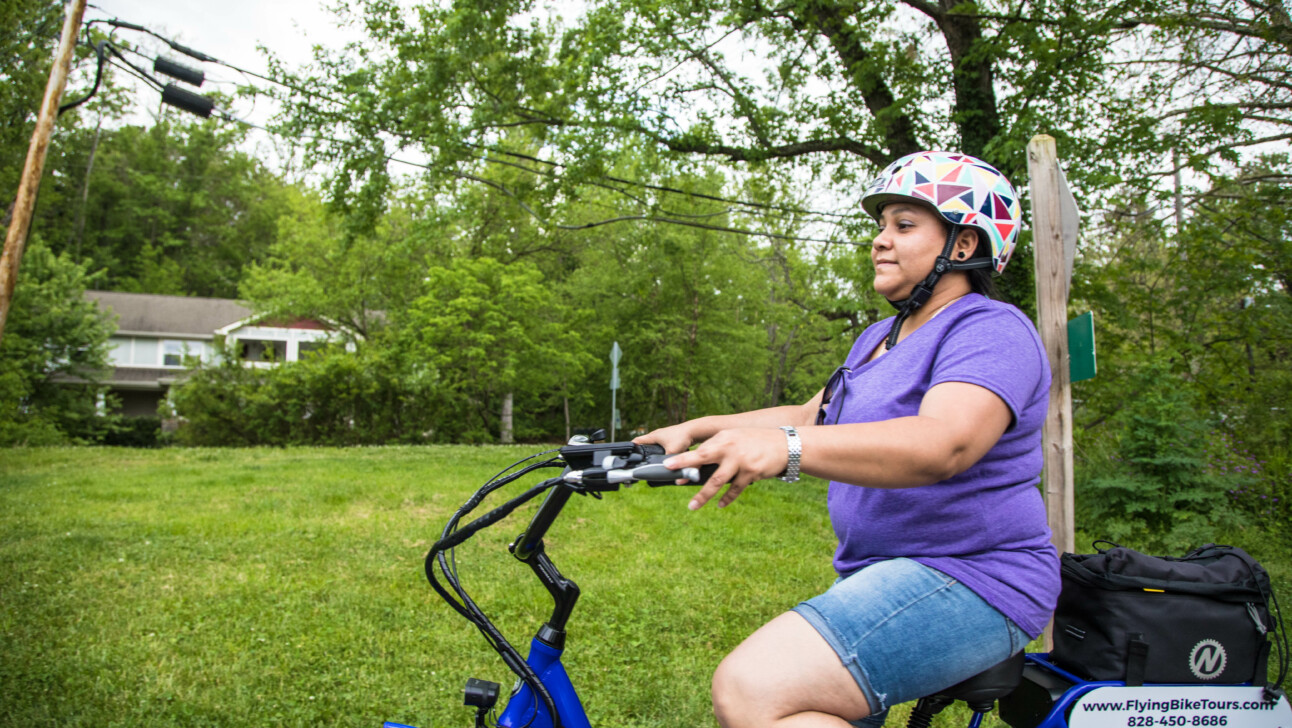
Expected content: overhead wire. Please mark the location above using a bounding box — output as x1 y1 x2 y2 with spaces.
81 13 871 246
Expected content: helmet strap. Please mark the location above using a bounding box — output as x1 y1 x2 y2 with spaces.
883 223 961 350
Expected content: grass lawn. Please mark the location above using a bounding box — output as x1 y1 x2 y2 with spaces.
1 447 1287 727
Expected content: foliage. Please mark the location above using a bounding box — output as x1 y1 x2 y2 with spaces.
1070 159 1292 543
0 236 115 445
0 0 64 204
167 339 441 447
99 416 162 448
1076 361 1246 552
397 256 591 443
267 0 1134 312
239 188 439 341
32 119 293 298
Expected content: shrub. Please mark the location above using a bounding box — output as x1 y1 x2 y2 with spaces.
1076 361 1244 551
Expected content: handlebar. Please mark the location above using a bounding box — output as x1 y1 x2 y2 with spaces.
556 440 717 489
560 459 717 488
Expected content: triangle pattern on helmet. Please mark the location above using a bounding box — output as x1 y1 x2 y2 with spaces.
993 193 1012 219
912 183 937 202
937 184 971 205
943 194 974 213
995 222 1016 244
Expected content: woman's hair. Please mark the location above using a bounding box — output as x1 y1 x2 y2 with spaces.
968 266 1000 299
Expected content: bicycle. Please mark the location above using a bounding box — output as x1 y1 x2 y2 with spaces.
384 436 1292 728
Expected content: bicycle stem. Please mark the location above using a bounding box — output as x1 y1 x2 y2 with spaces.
510 485 582 649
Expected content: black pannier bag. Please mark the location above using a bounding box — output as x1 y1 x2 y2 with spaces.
1051 542 1286 691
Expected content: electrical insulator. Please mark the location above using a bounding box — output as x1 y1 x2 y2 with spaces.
161 83 214 118
154 57 205 87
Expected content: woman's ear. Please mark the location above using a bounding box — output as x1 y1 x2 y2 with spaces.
954 228 980 260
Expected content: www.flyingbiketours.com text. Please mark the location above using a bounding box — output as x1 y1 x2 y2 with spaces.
1081 698 1279 712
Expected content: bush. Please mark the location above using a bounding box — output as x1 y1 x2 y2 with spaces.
1076 362 1244 551
167 342 444 446
100 416 161 447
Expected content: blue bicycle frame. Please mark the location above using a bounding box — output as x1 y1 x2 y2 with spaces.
497 638 588 728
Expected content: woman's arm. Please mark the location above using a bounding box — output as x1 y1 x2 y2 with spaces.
663 381 1012 510
632 391 824 453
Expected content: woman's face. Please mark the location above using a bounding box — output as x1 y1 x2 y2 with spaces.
870 202 949 301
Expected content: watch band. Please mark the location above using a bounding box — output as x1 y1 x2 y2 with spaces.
778 425 801 483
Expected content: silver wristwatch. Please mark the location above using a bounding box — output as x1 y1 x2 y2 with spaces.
778 425 801 483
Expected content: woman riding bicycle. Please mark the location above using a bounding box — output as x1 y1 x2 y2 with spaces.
636 151 1060 728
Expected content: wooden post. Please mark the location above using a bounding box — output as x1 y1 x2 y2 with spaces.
1027 135 1076 561
0 0 88 343
1029 135 1077 654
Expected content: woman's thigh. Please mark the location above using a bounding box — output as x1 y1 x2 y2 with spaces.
791 558 1029 715
712 610 873 727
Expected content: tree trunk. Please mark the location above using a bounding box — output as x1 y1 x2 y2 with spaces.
73 112 103 257
500 391 514 444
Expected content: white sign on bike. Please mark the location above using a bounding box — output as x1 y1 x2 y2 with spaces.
1069 686 1291 728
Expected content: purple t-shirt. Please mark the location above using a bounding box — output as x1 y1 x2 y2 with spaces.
820 294 1060 637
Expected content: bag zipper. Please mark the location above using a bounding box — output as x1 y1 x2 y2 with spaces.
1248 602 1268 634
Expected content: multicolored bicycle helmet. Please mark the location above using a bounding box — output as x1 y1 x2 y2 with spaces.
860 151 1023 349
861 151 1021 275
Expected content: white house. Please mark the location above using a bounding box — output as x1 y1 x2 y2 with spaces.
86 291 337 417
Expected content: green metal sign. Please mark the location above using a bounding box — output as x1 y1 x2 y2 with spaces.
1067 311 1096 382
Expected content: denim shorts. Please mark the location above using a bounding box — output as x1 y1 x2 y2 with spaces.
791 558 1029 725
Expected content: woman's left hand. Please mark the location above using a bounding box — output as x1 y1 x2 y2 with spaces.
662 427 790 511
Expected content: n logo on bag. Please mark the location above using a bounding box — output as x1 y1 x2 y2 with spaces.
1189 639 1227 680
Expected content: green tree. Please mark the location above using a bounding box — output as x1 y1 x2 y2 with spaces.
1076 361 1246 551
16 113 292 299
397 256 592 442
239 187 437 341
0 236 115 445
1 0 64 208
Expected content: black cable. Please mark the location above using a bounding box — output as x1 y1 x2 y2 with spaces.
59 40 109 116
426 454 568 728
86 13 869 246
106 57 162 92
105 44 165 91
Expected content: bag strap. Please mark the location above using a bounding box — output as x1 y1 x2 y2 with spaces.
1126 633 1149 687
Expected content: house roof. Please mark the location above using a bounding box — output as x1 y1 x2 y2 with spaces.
87 291 251 337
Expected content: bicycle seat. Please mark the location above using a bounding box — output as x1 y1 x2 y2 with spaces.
938 651 1025 708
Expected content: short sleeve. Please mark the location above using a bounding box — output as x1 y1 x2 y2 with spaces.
929 306 1049 427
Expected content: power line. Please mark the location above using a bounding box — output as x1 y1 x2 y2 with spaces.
79 12 871 246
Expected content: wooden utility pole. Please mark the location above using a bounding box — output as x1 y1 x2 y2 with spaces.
1027 135 1076 558
0 0 89 343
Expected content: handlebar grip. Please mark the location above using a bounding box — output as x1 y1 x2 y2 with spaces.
637 443 666 457
641 463 719 486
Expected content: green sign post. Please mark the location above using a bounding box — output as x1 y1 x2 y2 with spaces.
1067 311 1096 383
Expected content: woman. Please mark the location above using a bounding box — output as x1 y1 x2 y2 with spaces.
635 151 1060 728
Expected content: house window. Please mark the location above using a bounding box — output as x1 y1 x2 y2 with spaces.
108 337 131 365
297 340 326 359
240 339 287 362
163 340 185 367
133 338 158 366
